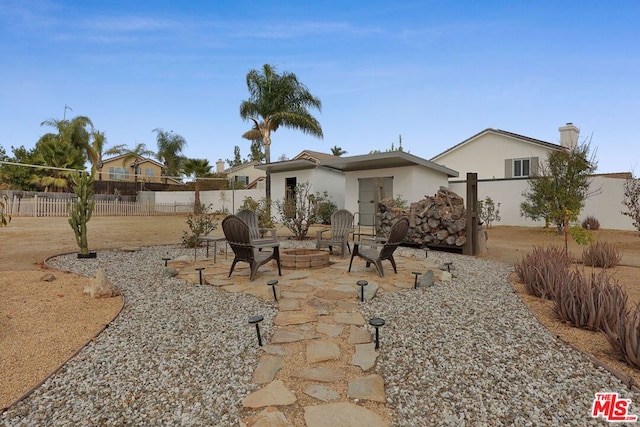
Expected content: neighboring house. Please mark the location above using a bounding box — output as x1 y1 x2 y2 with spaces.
99 154 168 183
257 150 458 227
430 123 579 180
216 160 266 189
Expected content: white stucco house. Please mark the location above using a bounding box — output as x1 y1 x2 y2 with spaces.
257 150 458 227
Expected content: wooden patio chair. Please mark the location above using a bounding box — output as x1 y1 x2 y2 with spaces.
222 214 281 282
237 209 278 247
316 209 354 258
348 217 410 277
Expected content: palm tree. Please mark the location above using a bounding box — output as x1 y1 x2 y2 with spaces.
91 130 107 181
330 146 347 156
154 128 187 183
182 158 212 214
40 116 97 166
240 64 323 212
31 134 85 191
105 143 155 190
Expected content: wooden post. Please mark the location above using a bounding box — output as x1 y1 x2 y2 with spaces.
464 173 478 255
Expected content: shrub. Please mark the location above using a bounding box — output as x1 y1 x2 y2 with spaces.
182 206 218 248
581 215 600 230
569 224 593 245
1 194 11 227
554 270 627 331
478 196 501 228
312 191 337 225
582 241 622 269
275 181 317 240
604 303 640 369
238 197 274 230
514 246 573 299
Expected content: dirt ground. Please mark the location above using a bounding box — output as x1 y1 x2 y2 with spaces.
1 217 640 410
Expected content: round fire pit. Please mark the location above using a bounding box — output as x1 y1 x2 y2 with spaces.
281 249 330 269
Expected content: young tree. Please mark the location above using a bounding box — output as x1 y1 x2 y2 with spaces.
478 196 501 228
30 134 85 191
40 116 97 166
622 175 640 235
247 139 265 163
240 64 323 214
520 143 598 232
226 146 243 167
183 158 212 214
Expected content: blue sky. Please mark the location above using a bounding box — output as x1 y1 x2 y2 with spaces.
1 0 639 173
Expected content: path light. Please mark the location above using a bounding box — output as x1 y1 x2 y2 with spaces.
249 315 264 347
357 280 368 302
162 257 171 267
412 271 421 289
195 267 205 285
444 262 452 273
369 317 385 350
267 279 279 301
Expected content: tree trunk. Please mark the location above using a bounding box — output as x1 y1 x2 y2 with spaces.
194 178 202 214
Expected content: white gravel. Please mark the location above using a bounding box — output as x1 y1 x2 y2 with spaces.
2 243 639 426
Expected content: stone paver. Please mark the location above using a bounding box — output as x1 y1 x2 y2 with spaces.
252 355 286 384
307 340 341 363
304 402 390 427
241 407 294 427
290 367 345 382
303 384 341 402
351 343 378 371
333 312 365 325
348 325 372 344
271 329 319 344
347 374 386 402
274 310 318 326
242 380 297 408
317 322 344 337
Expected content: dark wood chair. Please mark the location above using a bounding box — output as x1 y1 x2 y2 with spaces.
237 209 278 247
316 209 354 258
222 214 281 282
348 217 410 277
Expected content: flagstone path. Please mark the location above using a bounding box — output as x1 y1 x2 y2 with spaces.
174 245 446 426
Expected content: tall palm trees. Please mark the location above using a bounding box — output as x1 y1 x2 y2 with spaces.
104 143 155 189
182 158 212 214
154 128 187 182
240 64 323 211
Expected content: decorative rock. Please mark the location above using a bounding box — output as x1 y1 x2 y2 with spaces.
274 311 318 326
333 312 365 325
351 343 378 371
304 402 389 427
40 272 56 282
418 270 434 287
240 407 294 427
347 374 386 402
84 268 120 298
174 255 192 262
290 367 344 382
317 323 344 338
363 282 379 301
119 246 141 252
303 384 340 402
162 266 179 277
441 271 453 282
348 325 372 344
242 380 297 408
307 340 341 363
252 355 286 384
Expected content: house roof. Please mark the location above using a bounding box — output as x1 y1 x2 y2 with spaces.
103 154 165 169
225 160 262 174
321 151 458 177
254 158 318 173
293 150 335 162
430 128 563 161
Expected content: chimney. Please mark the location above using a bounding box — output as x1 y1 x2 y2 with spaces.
559 123 580 150
216 159 225 173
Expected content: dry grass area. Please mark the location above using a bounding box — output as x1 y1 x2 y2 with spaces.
1 217 640 411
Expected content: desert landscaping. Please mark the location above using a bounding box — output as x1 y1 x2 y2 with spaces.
2 216 640 424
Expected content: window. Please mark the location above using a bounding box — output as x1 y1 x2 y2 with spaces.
109 167 128 180
513 158 531 177
144 168 155 177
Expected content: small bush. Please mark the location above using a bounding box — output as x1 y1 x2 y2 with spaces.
554 270 627 331
604 303 640 369
312 191 337 225
182 207 218 248
569 225 593 245
514 246 573 299
238 197 274 230
582 241 622 269
581 215 600 230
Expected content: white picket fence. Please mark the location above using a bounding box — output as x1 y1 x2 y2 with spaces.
4 196 194 217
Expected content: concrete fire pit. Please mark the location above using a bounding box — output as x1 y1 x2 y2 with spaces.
281 249 330 269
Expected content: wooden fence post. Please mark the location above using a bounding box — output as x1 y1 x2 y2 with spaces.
463 173 478 256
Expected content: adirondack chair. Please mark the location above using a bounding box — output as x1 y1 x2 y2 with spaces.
316 209 354 258
222 214 281 282
237 209 278 247
348 217 410 277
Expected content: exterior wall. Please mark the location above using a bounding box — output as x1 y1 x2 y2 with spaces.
435 133 556 180
227 163 266 187
449 176 635 231
99 158 164 183
343 166 450 215
269 168 346 214
150 189 264 214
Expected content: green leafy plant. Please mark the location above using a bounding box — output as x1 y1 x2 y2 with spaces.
275 181 318 240
0 194 11 227
582 241 622 268
182 205 218 248
312 191 337 225
554 269 627 331
68 170 95 256
569 224 593 245
239 196 274 230
478 196 501 228
514 246 573 299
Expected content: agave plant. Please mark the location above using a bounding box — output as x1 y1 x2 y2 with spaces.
555 270 627 332
514 246 573 299
604 303 640 369
582 241 622 269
